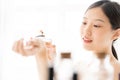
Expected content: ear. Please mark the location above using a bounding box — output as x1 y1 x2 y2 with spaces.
112 29 120 40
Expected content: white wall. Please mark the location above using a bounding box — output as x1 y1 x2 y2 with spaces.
0 0 120 80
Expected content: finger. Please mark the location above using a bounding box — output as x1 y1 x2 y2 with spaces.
31 38 45 48
52 45 56 53
47 45 56 61
12 40 20 53
12 41 17 52
18 39 27 56
26 37 34 46
19 39 34 56
23 38 45 56
45 42 52 48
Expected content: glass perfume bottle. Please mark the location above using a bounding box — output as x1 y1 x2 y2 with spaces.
35 30 46 40
56 52 74 80
23 30 46 49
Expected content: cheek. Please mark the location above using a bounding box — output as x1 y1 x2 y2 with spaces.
93 32 112 45
94 31 104 39
80 26 83 36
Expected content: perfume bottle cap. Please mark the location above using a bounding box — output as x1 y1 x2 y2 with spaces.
61 52 71 59
36 30 45 37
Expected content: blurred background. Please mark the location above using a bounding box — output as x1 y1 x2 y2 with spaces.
0 0 120 80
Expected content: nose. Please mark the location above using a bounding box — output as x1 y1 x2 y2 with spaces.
83 25 92 36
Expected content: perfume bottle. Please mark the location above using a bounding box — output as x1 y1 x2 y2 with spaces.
56 52 74 80
23 30 46 49
35 30 46 40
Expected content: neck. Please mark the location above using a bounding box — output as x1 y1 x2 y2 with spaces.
93 52 107 60
92 51 117 65
92 46 113 60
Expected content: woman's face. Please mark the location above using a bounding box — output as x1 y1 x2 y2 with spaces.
80 7 115 53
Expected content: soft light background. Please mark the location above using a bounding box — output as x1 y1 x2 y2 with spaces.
0 0 120 80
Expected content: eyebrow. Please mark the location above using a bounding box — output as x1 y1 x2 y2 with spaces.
83 17 105 23
95 19 105 23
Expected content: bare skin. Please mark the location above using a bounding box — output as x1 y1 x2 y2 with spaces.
80 7 120 80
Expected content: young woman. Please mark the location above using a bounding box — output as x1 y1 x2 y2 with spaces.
12 0 120 80
79 0 120 80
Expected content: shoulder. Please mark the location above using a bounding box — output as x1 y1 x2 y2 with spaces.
113 59 120 72
113 60 120 80
116 61 120 72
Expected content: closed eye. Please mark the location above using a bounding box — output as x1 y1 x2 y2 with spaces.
94 25 101 28
82 22 87 25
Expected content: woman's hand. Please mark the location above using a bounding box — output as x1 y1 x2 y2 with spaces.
12 37 56 62
12 37 56 80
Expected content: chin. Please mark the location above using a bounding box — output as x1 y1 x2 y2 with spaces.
83 45 93 51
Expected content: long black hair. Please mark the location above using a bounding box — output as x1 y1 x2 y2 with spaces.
86 0 120 60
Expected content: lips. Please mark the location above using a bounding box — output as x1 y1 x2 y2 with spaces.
83 37 92 43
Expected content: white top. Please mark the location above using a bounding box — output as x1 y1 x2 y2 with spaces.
77 54 114 80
